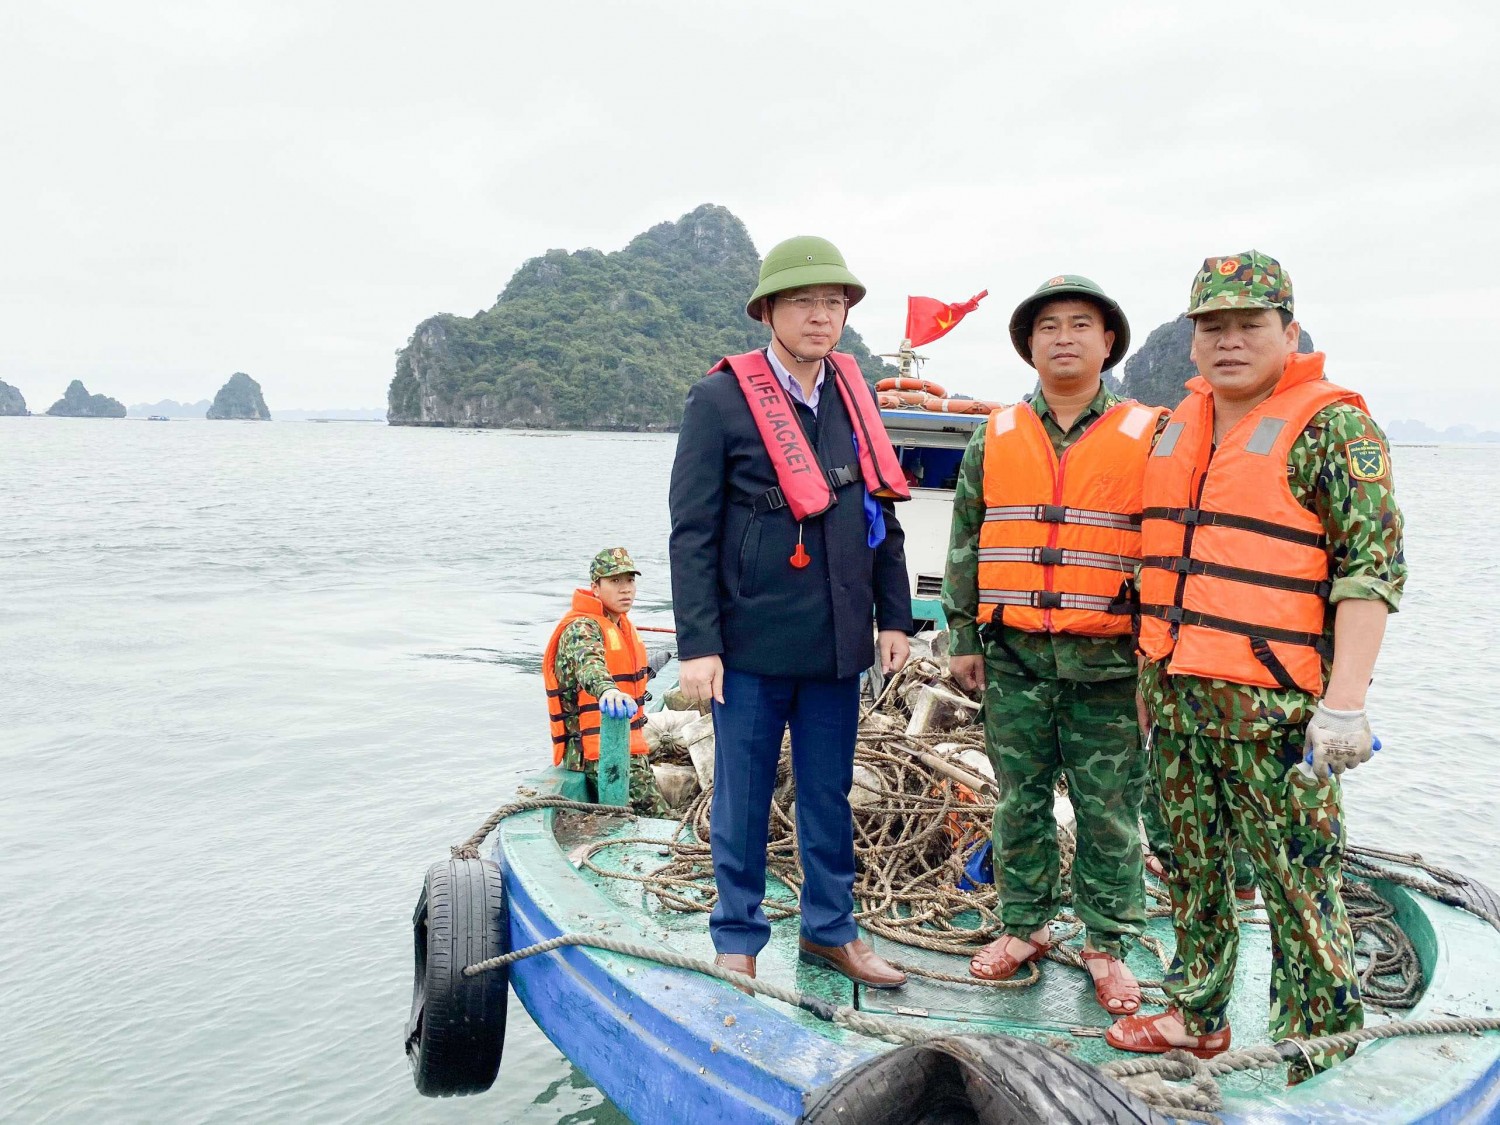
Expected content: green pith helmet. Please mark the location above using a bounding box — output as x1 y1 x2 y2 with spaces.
1186 250 1294 318
745 236 866 322
1008 274 1131 371
590 547 640 582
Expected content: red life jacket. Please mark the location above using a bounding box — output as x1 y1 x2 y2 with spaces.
978 400 1165 636
711 350 911 521
1138 352 1368 693
541 590 650 765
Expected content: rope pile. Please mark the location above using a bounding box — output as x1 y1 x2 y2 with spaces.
579 654 1430 1006
583 658 1038 960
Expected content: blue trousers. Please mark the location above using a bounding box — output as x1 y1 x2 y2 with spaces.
708 669 861 955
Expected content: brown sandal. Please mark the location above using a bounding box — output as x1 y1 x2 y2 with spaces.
969 934 1050 981
1105 1008 1231 1059
1080 949 1141 1015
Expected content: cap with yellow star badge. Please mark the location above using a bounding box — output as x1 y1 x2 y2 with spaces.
1186 250 1294 318
589 547 641 582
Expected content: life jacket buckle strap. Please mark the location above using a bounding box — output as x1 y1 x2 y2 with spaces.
826 463 861 489
1038 546 1064 566
1040 504 1067 523
1036 591 1064 609
748 486 787 514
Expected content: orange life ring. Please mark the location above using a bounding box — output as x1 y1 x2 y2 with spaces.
875 377 948 397
877 391 903 409
921 396 1003 415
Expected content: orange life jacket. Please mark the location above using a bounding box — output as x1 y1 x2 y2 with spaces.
1137 352 1368 694
542 590 650 765
978 399 1165 636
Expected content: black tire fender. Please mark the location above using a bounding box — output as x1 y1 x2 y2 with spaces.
405 857 509 1096
801 1033 1172 1125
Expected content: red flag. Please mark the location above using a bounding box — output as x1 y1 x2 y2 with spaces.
905 290 988 348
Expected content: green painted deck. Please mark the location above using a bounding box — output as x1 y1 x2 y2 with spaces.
553 804 1500 1120
568 812 1283 1093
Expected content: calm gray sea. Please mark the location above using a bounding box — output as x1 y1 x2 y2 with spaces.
2 418 1497 1124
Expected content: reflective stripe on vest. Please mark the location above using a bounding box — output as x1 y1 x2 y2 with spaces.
977 400 1163 636
541 589 651 764
1137 352 1368 694
712 350 910 521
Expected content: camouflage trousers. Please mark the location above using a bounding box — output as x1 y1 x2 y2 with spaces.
981 660 1146 958
1154 728 1362 1082
580 753 670 818
1141 742 1256 893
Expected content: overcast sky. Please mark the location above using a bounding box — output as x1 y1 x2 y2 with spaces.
2 1 1497 423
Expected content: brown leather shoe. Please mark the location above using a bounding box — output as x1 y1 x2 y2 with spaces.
713 953 756 994
798 937 906 989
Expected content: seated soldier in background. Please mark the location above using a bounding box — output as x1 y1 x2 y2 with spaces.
542 547 668 816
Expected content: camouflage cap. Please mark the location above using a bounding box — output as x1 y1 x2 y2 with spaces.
1186 250 1294 318
589 547 640 582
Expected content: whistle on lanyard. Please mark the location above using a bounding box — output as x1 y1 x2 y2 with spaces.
790 523 810 568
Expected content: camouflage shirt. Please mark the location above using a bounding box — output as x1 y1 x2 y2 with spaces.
943 383 1163 682
552 617 619 772
1141 402 1407 740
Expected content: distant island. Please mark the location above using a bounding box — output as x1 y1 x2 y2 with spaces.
0 378 26 416
46 380 126 418
207 372 271 420
128 398 211 419
1383 420 1500 444
387 203 894 431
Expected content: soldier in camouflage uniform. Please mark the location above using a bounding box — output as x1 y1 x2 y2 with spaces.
551 548 668 817
1106 252 1406 1082
943 275 1164 1014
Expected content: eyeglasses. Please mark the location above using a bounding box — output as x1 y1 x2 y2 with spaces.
779 295 849 313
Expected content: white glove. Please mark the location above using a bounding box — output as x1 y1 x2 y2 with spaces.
1302 703 1380 779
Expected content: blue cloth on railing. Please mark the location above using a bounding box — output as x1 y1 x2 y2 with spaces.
852 434 886 549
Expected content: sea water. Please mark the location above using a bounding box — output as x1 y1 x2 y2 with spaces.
2 418 1496 1123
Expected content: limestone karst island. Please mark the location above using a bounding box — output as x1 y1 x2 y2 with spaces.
46 380 127 418
206 372 271 420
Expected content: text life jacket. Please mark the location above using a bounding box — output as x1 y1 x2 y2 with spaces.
541 590 650 765
978 399 1165 636
712 350 911 521
1137 352 1368 694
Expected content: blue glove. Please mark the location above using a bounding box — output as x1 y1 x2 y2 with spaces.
599 689 638 720
852 434 887 549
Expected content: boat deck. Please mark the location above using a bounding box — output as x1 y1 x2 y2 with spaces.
502 770 1500 1123
564 810 1292 1097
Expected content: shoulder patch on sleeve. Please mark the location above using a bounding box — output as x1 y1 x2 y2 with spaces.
1345 437 1389 482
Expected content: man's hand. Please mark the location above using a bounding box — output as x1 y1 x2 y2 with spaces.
599 689 639 720
678 654 725 705
1136 691 1150 735
878 630 910 674
1303 702 1379 779
949 653 985 694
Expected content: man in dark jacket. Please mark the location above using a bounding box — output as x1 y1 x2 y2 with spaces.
668 235 913 989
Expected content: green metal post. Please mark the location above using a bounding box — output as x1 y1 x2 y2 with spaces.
596 714 631 808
